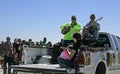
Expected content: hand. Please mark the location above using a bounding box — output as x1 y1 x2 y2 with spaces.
61 26 70 34
64 26 70 31
91 21 97 28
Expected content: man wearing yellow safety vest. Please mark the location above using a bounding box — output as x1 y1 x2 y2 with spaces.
60 15 82 47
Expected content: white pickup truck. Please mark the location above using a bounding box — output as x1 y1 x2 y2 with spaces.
11 32 120 74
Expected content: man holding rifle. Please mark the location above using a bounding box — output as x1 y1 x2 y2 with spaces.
85 14 101 41
60 15 82 47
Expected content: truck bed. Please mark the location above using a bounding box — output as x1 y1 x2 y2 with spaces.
11 64 68 74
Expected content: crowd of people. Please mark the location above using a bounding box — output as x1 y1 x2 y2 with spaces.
0 14 101 74
0 37 53 74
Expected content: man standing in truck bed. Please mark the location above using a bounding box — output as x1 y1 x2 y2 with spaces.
85 14 100 41
60 15 82 47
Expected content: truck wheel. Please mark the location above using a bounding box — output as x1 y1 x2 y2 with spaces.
95 62 106 74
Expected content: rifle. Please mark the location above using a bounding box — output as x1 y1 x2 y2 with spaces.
96 17 103 22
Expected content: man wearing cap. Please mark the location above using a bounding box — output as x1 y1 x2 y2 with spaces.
60 15 82 47
85 14 100 40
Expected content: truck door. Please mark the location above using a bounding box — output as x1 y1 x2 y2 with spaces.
115 36 120 66
111 35 120 66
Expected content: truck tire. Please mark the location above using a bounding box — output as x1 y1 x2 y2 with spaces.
95 62 106 74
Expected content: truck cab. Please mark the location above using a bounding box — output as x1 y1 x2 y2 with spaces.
78 32 120 74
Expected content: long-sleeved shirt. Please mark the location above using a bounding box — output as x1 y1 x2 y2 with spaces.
2 42 13 56
61 22 82 40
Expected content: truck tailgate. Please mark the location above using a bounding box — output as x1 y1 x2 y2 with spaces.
11 64 67 73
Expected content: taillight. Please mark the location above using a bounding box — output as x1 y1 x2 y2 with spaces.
78 52 85 67
0 59 4 65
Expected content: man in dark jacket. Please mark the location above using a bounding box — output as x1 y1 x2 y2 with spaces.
85 14 100 40
2 37 13 74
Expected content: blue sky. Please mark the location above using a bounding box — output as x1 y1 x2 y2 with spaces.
0 0 120 44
